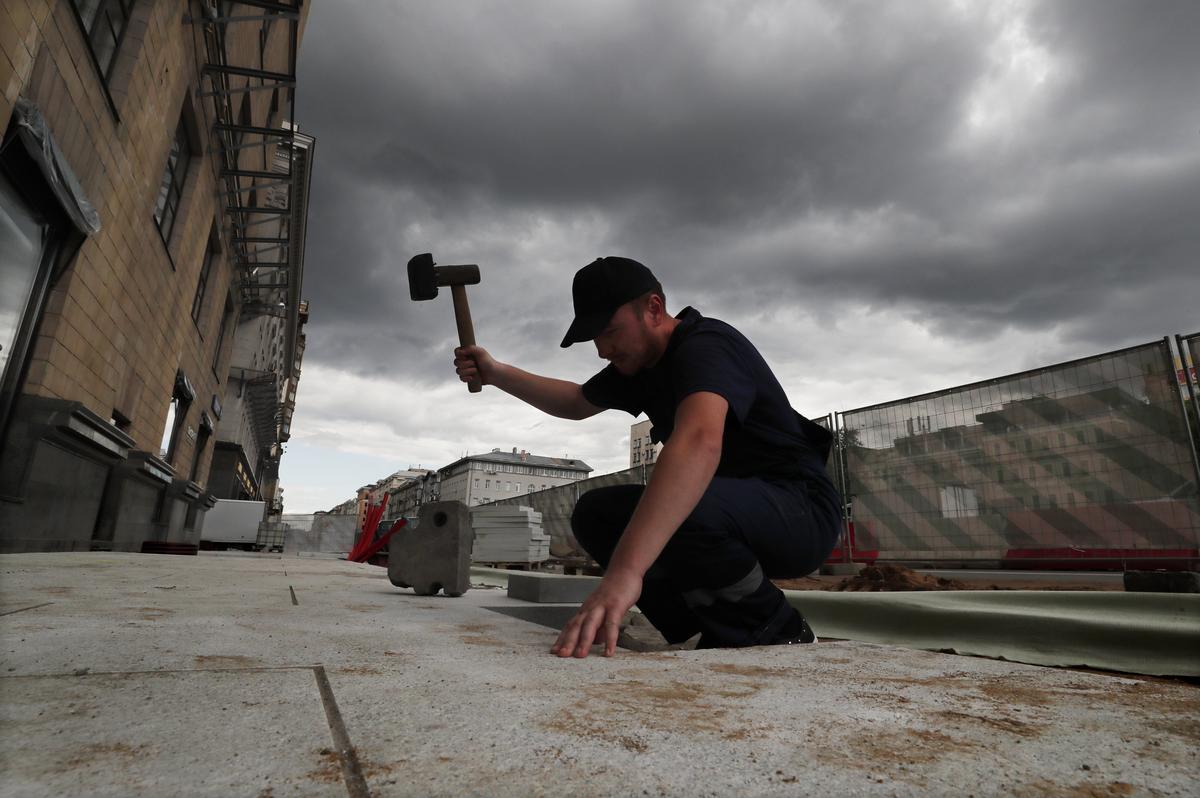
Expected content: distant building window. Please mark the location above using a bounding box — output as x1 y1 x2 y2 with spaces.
70 0 134 84
515 482 521 492
154 115 192 243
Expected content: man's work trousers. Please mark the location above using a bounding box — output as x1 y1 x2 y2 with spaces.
570 475 841 648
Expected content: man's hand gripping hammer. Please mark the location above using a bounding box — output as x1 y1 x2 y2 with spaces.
406 253 483 393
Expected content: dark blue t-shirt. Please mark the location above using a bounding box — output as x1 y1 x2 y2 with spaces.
581 307 832 482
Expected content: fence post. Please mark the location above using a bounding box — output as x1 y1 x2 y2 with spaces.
834 412 852 563
1169 335 1200 500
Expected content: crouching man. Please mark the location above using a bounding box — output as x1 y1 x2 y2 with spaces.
453 257 841 657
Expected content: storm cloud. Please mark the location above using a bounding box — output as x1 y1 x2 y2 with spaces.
282 0 1200 512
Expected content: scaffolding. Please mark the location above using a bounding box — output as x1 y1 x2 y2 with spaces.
188 0 304 324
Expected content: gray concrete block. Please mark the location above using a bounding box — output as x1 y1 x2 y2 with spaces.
388 501 474 597
1123 571 1200 593
506 572 600 603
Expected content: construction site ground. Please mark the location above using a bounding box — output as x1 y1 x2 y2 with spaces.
1 552 1197 797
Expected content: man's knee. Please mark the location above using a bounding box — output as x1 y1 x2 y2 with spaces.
570 484 639 554
569 486 614 553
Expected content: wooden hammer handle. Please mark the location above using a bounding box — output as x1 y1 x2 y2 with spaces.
450 284 482 393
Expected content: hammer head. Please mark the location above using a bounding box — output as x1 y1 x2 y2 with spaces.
407 253 481 301
407 253 440 301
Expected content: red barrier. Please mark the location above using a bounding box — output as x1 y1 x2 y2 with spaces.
1002 548 1200 571
823 522 879 565
349 496 393 563
349 517 407 564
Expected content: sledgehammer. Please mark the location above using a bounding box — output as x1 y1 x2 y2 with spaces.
407 253 483 393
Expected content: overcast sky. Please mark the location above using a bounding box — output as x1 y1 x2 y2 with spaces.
279 0 1200 513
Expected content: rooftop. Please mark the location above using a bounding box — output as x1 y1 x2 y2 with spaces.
2 552 1196 796
441 448 593 475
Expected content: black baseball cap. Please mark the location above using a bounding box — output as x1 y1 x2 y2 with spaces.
560 257 659 348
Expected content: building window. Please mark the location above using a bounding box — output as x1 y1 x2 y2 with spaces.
0 113 82 441
212 297 234 375
191 231 216 325
159 371 194 465
159 396 184 464
158 400 175 459
0 177 46 405
515 482 521 492
69 0 134 84
153 115 192 244
189 413 213 483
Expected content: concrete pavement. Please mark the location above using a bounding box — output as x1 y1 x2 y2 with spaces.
1 552 1197 796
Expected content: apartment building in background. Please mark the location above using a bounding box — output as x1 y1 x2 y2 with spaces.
630 419 662 468
439 448 593 506
350 468 439 530
0 1 312 552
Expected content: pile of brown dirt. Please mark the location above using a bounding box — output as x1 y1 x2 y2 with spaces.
826 564 968 592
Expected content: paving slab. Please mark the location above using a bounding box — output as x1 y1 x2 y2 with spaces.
1 667 343 797
504 571 600 603
2 553 1197 797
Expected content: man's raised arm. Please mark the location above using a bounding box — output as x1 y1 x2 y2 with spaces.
454 345 602 420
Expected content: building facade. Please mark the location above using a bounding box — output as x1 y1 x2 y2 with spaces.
438 448 592 507
629 419 662 468
0 1 311 552
383 468 439 518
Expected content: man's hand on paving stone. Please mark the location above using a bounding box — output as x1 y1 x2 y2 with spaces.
551 569 642 658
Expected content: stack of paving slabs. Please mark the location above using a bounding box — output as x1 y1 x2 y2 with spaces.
470 506 550 564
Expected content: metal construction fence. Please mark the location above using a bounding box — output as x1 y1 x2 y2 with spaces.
836 336 1200 568
476 335 1200 570
1179 332 1200 435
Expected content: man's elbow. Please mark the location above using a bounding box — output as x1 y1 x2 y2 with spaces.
569 392 602 420
676 427 723 466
